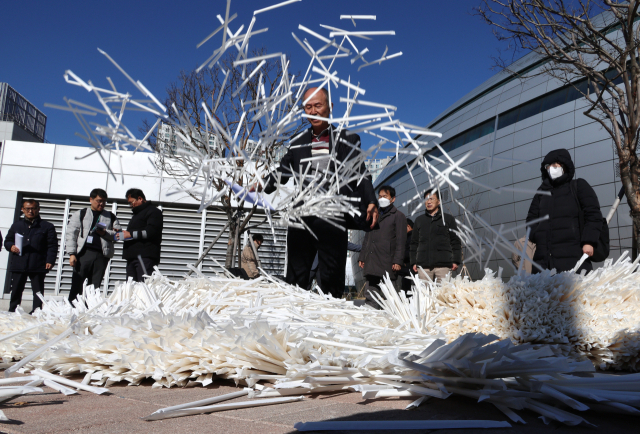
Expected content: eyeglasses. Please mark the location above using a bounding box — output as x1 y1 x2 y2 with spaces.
545 163 562 169
93 199 107 205
303 103 325 111
23 207 38 212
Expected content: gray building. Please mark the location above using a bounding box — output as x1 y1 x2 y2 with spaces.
0 83 46 143
351 48 631 288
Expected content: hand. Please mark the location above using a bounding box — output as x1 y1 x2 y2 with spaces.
121 230 132 239
248 181 263 193
452 263 459 271
366 203 379 229
69 255 77 267
10 245 20 254
583 244 594 257
412 264 417 273
392 264 401 271
359 261 364 269
96 227 106 236
45 263 53 270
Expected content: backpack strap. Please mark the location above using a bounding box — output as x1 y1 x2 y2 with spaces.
79 208 88 238
569 179 585 239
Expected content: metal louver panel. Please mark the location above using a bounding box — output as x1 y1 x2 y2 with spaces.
7 193 287 298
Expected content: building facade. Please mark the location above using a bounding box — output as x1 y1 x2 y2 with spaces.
0 140 286 301
352 50 632 289
0 83 47 143
365 157 391 182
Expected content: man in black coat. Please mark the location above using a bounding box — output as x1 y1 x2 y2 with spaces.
4 199 58 313
264 87 379 298
527 148 602 273
359 186 407 308
410 191 462 282
120 189 163 282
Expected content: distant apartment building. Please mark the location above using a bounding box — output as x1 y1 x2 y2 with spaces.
157 122 287 161
365 156 391 182
0 83 47 143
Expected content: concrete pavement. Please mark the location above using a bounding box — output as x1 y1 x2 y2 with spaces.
0 374 637 433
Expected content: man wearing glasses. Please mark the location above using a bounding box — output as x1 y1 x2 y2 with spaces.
4 199 58 313
410 191 461 283
264 87 379 298
65 188 121 304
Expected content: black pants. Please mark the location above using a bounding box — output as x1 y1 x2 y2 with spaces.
9 272 46 313
126 257 158 282
69 249 109 304
286 217 347 299
364 275 396 309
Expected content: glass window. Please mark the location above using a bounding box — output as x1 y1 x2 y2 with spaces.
498 108 519 129
540 87 568 112
517 98 542 122
466 126 481 144
479 119 495 137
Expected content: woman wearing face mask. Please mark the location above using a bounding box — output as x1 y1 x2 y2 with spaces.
358 186 407 308
526 148 603 274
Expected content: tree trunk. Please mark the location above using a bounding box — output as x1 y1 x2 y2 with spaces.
225 224 236 268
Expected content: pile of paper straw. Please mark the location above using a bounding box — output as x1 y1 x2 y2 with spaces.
0 260 639 424
417 252 640 370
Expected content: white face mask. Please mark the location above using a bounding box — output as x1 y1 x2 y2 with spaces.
378 197 391 208
548 166 564 180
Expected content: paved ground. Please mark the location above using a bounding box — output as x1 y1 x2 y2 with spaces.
0 373 638 434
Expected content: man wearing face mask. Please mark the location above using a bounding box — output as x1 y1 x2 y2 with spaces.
358 186 407 308
526 148 602 274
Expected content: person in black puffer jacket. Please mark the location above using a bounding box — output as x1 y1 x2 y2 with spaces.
120 189 163 282
410 191 462 282
526 148 602 274
4 199 58 313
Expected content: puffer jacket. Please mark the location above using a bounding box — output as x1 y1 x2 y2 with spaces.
526 148 602 273
359 205 407 279
65 208 122 259
123 201 163 262
4 216 58 273
410 208 462 269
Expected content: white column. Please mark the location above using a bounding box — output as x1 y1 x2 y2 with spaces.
198 209 207 271
102 202 117 296
54 199 71 295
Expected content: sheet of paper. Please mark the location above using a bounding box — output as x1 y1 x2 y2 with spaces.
225 180 275 210
15 234 23 256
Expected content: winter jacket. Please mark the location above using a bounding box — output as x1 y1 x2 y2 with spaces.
526 148 602 273
4 216 58 273
397 230 413 276
264 125 378 230
65 207 122 259
359 205 407 279
123 202 163 262
241 244 259 278
410 208 462 269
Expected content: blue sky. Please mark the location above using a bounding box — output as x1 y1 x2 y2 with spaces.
2 0 509 150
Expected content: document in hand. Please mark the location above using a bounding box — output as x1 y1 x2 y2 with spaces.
224 180 275 210
15 234 23 256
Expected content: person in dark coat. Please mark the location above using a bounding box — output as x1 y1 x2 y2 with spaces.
263 87 379 298
4 199 58 313
307 242 361 291
120 189 163 282
526 148 602 274
410 191 462 282
396 218 414 292
359 186 407 308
